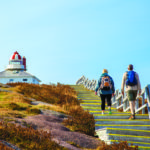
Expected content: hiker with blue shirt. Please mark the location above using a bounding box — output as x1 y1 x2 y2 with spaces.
121 64 141 120
95 69 115 115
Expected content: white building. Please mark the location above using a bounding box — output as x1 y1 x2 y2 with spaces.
0 51 41 84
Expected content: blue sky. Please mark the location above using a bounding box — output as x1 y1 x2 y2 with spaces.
0 0 150 90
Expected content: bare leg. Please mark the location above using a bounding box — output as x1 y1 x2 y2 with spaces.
129 101 134 115
133 101 135 113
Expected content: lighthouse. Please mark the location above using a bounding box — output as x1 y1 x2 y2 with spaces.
0 51 41 84
7 51 26 71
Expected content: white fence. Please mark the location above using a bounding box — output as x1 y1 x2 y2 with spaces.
76 76 150 118
76 75 97 91
112 85 150 118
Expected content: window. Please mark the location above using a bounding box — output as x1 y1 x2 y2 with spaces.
23 79 28 82
10 61 21 65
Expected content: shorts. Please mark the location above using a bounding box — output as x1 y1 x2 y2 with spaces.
126 90 138 101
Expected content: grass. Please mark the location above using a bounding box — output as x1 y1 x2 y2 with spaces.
66 141 82 148
63 105 95 136
36 104 68 114
0 143 14 150
0 83 141 149
0 91 41 118
96 141 138 150
2 83 96 136
0 121 67 150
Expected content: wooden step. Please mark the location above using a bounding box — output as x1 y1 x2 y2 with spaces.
95 124 150 130
94 114 149 119
97 128 150 137
80 101 101 104
95 119 150 125
81 99 101 103
109 134 150 144
96 128 150 147
89 110 130 114
79 98 100 100
81 104 102 106
82 106 117 110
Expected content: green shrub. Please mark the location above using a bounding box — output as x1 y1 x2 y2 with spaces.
27 108 41 115
63 106 95 136
8 103 26 111
7 112 25 118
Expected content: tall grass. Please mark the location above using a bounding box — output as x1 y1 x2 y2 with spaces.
0 121 66 150
63 105 95 136
7 83 95 136
0 91 41 118
0 143 14 150
7 83 79 106
96 141 138 150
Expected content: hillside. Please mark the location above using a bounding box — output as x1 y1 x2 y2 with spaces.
0 83 138 150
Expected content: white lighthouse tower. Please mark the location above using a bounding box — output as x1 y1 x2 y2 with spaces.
0 51 41 84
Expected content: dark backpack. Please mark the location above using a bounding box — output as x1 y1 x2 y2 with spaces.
126 71 137 86
100 76 112 90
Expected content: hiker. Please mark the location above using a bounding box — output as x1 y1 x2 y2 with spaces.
121 64 141 120
95 69 115 115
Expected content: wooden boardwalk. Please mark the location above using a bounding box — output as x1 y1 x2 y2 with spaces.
71 85 150 150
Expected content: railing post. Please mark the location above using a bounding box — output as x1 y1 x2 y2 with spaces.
145 85 150 119
116 97 119 108
136 98 139 114
112 94 115 104
142 93 145 114
116 90 119 97
123 97 126 112
127 99 129 110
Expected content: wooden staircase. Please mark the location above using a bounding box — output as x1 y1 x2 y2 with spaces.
71 85 150 150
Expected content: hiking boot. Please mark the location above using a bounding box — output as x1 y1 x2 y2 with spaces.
109 108 112 114
129 114 135 120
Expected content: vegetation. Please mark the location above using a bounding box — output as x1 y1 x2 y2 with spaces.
63 105 95 136
6 83 95 136
0 92 41 118
0 143 14 150
0 82 138 149
138 97 148 114
7 83 79 106
0 121 66 150
96 141 138 150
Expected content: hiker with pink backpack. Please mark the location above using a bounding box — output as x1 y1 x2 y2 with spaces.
95 69 115 115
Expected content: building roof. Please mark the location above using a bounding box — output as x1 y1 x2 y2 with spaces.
0 70 41 82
